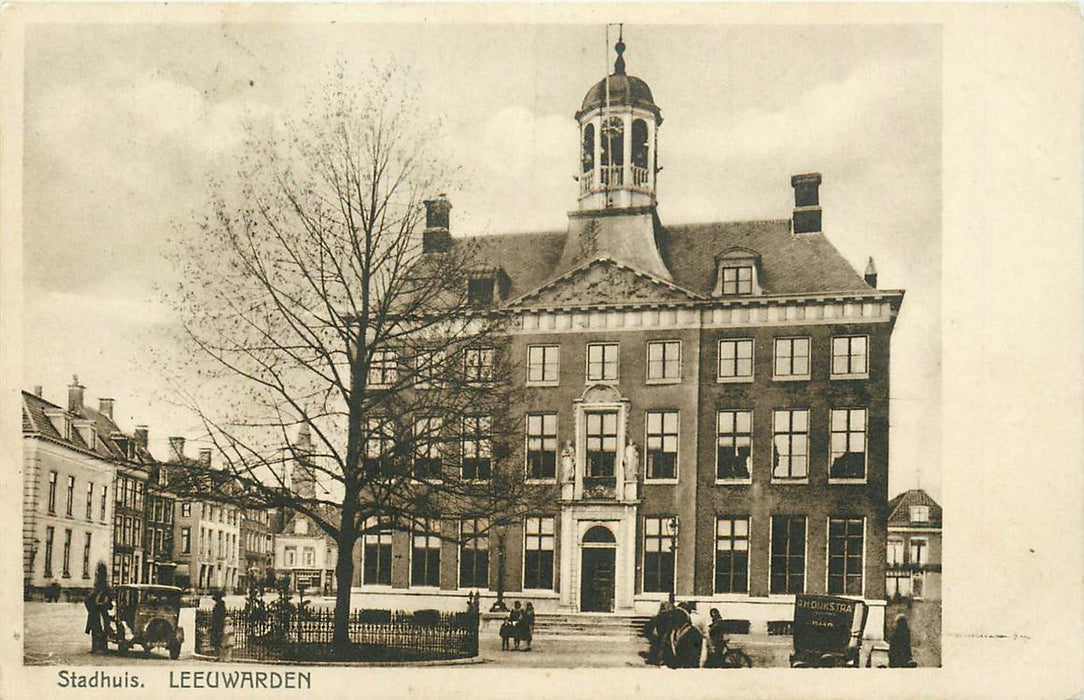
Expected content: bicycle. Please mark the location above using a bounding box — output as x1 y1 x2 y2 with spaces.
706 635 753 668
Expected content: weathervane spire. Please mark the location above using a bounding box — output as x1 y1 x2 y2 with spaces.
614 24 626 75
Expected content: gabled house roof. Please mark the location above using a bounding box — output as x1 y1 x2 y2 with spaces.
887 489 942 528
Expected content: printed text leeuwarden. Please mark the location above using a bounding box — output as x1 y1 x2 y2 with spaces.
169 670 312 689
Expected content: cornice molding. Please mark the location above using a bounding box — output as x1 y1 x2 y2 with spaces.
512 291 904 334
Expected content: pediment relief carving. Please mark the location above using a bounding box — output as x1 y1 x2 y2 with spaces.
511 259 699 308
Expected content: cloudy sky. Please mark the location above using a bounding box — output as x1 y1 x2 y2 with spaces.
23 22 941 499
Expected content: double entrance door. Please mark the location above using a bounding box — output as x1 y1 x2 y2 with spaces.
579 524 618 612
580 548 615 612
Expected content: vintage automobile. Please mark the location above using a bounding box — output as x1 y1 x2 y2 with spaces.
106 584 185 659
789 594 869 668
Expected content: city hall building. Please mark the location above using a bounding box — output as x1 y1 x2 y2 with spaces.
352 38 904 636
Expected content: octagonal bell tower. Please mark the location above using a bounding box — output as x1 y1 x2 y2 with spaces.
574 31 663 212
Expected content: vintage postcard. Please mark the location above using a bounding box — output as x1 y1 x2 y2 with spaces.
1 4 1080 699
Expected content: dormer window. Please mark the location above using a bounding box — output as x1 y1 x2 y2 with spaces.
721 266 753 295
712 248 762 297
466 268 507 308
112 433 136 460
909 505 929 524
467 277 495 307
45 409 72 441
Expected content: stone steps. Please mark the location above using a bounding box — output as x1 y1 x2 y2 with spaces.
529 613 652 638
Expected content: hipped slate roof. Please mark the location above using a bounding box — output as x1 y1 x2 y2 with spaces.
459 217 873 303
887 489 943 528
662 220 872 296
22 390 126 460
22 390 157 469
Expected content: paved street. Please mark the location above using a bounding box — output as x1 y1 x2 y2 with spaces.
24 600 797 669
474 628 791 668
478 633 649 668
24 601 651 668
23 602 206 666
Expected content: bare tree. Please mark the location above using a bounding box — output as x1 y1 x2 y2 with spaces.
165 65 540 650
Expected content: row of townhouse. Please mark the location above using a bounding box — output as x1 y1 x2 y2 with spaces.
164 438 277 594
21 378 275 597
22 379 153 598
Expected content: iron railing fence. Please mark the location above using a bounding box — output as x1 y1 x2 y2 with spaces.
195 605 479 662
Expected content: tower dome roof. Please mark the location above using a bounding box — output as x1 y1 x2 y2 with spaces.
576 31 661 120
579 74 658 116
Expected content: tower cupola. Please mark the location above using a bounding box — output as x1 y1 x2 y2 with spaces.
575 30 662 211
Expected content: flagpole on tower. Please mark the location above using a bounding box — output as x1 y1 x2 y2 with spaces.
604 24 611 114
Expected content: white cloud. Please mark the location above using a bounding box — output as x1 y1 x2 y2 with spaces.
448 106 578 234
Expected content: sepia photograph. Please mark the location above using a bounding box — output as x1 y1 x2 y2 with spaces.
1 4 1079 699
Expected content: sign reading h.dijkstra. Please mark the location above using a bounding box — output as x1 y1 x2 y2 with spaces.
792 595 865 654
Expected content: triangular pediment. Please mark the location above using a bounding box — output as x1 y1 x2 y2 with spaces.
508 257 703 308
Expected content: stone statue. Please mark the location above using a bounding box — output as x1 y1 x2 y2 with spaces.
624 442 640 480
561 440 575 483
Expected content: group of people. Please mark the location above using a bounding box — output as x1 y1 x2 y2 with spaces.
645 601 734 668
498 601 535 651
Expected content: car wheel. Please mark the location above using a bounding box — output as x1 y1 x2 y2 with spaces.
169 643 181 660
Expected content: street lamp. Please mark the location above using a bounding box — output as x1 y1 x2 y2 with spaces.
490 521 509 613
667 517 679 604
25 539 39 600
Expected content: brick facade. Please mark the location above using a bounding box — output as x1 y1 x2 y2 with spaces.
347 38 905 639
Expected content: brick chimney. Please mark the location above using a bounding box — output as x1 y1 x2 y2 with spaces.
864 257 878 288
169 436 186 461
134 425 149 448
67 375 85 412
98 398 114 421
33 385 43 397
791 172 822 235
422 194 453 253
198 448 213 467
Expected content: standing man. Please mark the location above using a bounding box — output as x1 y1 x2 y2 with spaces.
210 590 227 656
84 563 111 653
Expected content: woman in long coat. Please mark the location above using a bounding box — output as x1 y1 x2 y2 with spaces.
888 614 914 667
645 601 672 665
508 601 523 650
519 602 535 651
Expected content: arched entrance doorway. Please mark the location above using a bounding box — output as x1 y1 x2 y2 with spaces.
580 525 617 612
